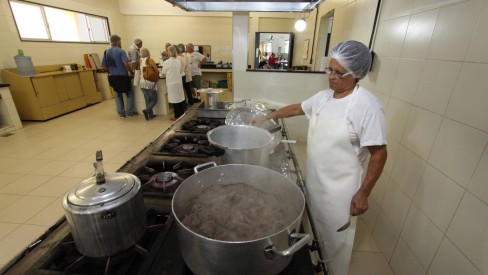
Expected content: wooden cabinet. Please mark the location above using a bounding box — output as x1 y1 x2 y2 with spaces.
79 70 102 104
1 66 102 121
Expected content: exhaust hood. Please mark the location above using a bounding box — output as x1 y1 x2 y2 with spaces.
164 0 324 12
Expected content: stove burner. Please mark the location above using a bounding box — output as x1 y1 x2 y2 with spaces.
156 134 224 157
178 119 224 134
146 172 183 192
172 144 201 154
138 160 197 195
38 210 169 275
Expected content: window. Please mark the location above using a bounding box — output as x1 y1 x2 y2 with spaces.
9 0 110 43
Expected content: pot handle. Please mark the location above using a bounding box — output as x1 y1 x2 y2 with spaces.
264 233 311 260
193 161 217 173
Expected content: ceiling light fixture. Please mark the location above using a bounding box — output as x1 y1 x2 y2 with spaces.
295 18 307 32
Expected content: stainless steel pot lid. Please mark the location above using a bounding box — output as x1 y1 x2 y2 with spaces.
66 172 138 207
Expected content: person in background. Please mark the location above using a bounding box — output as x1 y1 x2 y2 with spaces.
161 42 171 62
252 40 387 275
186 43 206 101
267 53 278 69
139 48 158 120
102 34 135 118
177 43 196 106
258 51 267 69
162 46 187 121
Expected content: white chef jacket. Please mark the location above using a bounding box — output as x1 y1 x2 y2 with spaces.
162 57 185 103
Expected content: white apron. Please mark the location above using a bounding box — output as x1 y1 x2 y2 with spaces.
306 87 362 275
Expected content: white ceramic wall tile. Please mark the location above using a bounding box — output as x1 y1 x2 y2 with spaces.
428 237 483 275
428 118 488 187
353 218 381 252
446 62 488 132
390 238 426 275
427 0 484 61
362 196 381 232
373 57 399 95
391 59 424 103
390 145 426 199
389 0 415 18
413 164 464 232
402 107 442 160
383 16 410 58
446 192 488 274
413 60 461 115
381 181 412 231
385 97 412 142
467 147 488 205
401 9 438 59
373 210 401 261
383 137 400 177
372 21 389 55
371 173 390 205
401 204 443 269
0 194 22 211
464 1 488 63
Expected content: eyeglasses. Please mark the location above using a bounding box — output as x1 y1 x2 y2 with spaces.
325 67 352 78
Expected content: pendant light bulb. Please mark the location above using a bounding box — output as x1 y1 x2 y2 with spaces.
295 18 307 32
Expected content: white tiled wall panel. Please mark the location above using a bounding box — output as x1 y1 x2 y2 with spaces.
428 118 488 187
428 237 483 275
446 192 488 274
467 147 488 205
390 238 426 275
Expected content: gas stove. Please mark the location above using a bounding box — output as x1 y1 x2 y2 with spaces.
2 110 326 275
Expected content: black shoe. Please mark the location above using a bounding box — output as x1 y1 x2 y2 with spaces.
149 114 156 119
142 110 149 121
193 98 201 102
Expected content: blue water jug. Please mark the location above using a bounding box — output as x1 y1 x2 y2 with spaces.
14 49 35 76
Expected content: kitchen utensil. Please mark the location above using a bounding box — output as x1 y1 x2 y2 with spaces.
225 107 282 149
172 163 310 275
207 125 274 167
337 216 351 232
62 150 146 257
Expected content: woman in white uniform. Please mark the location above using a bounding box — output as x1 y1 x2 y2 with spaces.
253 40 387 275
162 45 187 120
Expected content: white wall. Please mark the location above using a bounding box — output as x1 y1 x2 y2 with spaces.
315 0 488 273
0 0 125 74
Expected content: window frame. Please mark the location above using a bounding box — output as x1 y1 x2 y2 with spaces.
8 0 111 44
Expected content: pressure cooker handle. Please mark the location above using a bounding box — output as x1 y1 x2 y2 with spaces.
264 233 311 260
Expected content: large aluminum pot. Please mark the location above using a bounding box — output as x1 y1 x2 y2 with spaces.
207 125 274 167
172 163 310 275
62 162 146 258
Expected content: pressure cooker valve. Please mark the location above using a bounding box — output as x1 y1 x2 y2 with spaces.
94 150 106 184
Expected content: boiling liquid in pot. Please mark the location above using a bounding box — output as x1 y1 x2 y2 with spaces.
181 183 286 241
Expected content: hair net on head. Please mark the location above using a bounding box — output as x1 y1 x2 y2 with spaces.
330 40 371 80
133 37 142 44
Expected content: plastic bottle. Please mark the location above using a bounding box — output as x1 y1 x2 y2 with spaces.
14 49 36 76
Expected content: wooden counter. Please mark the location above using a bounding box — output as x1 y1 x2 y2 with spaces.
1 66 102 121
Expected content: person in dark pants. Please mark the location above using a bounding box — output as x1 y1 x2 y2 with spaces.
162 46 187 120
177 43 195 106
101 34 135 118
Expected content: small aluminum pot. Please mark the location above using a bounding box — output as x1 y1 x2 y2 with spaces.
62 172 146 258
207 125 274 167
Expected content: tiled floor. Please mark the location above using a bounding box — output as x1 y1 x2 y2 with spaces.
0 99 393 274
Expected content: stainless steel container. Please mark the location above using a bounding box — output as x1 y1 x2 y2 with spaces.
172 163 310 275
207 125 274 167
61 151 146 258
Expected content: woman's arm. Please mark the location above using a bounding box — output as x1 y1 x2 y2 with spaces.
350 145 387 216
252 103 304 125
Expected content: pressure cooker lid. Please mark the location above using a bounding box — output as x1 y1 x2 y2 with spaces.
66 172 139 207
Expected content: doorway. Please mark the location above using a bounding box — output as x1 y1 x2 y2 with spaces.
314 11 334 71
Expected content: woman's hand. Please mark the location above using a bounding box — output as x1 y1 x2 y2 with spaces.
350 190 369 216
250 115 268 126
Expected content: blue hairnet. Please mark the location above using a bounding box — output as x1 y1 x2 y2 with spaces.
330 40 371 80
